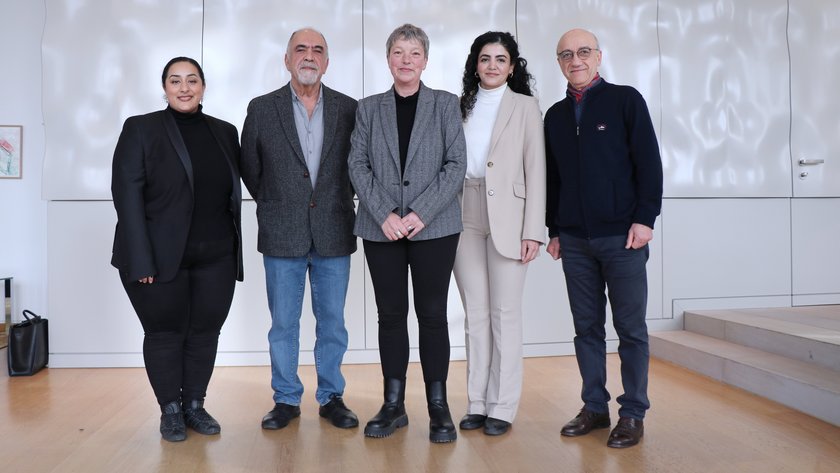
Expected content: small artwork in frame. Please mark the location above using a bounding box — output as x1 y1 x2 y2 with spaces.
0 125 23 179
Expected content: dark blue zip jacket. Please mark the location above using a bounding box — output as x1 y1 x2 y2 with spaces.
544 79 663 239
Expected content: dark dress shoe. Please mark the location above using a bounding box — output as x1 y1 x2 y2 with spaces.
607 417 644 448
483 417 511 436
561 408 611 437
183 399 221 435
319 395 359 429
160 400 187 442
459 414 487 430
261 403 301 430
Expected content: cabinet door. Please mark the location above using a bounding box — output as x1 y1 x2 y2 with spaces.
789 2 840 305
789 1 840 197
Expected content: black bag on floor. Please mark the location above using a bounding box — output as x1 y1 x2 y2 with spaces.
7 309 49 376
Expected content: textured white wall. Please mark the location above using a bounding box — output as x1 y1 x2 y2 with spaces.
3 0 838 366
0 1 47 321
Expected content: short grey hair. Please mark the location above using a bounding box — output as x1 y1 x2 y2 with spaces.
386 23 429 58
287 27 329 59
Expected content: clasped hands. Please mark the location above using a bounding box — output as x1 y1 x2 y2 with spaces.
381 212 425 241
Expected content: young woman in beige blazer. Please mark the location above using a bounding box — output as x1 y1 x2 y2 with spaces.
453 31 546 436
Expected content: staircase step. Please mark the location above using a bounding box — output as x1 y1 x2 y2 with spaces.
650 330 840 426
684 308 840 372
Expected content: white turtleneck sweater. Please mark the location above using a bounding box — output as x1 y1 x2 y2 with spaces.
463 83 507 179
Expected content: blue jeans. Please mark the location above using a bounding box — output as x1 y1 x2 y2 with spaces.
558 232 650 420
263 249 350 406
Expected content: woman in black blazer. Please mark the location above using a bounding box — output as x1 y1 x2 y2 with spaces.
111 57 243 442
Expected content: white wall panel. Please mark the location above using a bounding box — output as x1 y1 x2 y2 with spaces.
658 0 791 197
47 202 143 366
202 0 364 147
361 0 516 97
662 199 791 314
517 0 661 119
41 0 204 200
791 198 840 304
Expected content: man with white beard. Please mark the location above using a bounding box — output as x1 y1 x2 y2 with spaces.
241 28 360 431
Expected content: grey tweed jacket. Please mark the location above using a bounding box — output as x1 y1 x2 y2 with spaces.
241 83 358 257
348 83 467 241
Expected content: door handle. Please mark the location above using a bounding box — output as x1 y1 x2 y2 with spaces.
799 159 825 166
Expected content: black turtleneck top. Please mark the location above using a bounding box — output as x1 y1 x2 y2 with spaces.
394 88 419 174
167 106 234 244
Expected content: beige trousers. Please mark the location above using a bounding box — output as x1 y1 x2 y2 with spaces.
453 178 528 423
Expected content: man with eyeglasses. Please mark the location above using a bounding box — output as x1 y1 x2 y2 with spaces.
544 28 663 448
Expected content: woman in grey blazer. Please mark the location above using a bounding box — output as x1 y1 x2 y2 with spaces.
348 24 467 443
453 32 546 436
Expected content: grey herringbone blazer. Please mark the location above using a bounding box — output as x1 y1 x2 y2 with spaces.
241 83 358 257
348 83 467 241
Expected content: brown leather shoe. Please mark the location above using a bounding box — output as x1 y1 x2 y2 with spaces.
607 417 644 448
560 408 611 437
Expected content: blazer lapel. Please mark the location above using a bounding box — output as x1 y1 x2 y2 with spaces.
273 86 307 166
162 110 194 191
487 87 516 158
404 82 434 170
321 86 337 170
379 87 401 171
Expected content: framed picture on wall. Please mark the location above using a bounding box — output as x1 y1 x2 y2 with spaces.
0 125 23 179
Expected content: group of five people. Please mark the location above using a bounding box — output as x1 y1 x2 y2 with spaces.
110 23 662 450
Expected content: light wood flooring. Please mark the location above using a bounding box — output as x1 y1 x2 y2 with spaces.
1 349 838 473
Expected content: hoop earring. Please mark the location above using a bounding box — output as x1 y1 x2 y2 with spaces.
474 72 479 78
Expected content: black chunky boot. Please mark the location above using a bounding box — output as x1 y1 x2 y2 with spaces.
426 381 456 443
160 400 187 442
182 399 221 435
364 378 408 438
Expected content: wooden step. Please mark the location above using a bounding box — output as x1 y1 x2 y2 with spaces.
650 330 840 426
684 307 840 372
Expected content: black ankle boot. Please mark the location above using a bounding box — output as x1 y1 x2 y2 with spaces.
426 381 456 443
182 399 221 435
364 378 408 438
160 400 186 442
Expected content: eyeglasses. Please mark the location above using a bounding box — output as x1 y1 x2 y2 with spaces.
557 47 599 62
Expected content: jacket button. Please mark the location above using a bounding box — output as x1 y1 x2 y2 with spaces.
487 162 494 167
403 180 410 186
488 190 495 196
304 171 310 178
309 201 316 208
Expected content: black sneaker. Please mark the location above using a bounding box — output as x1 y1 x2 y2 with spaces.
183 399 221 435
160 400 187 442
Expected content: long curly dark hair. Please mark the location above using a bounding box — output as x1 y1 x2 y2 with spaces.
460 31 534 120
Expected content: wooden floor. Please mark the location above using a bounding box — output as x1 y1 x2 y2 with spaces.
1 350 839 473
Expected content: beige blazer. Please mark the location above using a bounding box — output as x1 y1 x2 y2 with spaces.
470 88 546 260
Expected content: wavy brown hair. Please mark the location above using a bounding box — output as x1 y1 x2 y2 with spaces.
460 31 534 120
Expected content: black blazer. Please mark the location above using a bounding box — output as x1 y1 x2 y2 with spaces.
111 109 243 282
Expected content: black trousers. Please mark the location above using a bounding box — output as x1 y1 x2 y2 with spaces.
363 234 459 383
121 237 236 405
